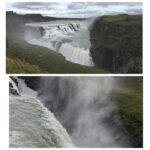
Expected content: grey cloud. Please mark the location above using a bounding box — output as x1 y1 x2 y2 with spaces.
8 2 142 18
12 2 50 10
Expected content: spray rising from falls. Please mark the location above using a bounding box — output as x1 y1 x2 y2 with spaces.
9 77 130 147
9 77 74 148
38 77 129 147
25 20 93 66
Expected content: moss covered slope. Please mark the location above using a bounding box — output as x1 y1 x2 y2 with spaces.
7 57 47 73
110 77 143 147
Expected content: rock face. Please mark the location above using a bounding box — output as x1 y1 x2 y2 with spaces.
19 77 41 91
90 14 142 73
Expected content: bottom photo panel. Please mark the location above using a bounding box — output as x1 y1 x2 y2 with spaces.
9 76 143 148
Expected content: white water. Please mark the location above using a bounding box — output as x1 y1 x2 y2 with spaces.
9 78 74 148
25 20 93 66
9 77 20 94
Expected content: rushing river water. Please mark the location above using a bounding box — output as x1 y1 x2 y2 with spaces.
25 20 93 66
9 77 74 148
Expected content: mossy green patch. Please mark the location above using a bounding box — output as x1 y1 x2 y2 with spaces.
6 57 47 73
109 77 143 147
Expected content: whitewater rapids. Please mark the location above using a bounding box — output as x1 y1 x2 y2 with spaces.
9 78 74 148
25 20 93 66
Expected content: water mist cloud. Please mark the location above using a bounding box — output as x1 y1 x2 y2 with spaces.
37 77 129 147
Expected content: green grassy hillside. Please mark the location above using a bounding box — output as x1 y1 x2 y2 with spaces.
110 77 143 147
7 57 47 73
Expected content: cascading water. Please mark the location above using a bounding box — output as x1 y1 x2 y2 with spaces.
9 77 74 148
25 20 93 66
9 77 130 148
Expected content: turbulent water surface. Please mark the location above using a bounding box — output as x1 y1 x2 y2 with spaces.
9 78 74 148
25 20 93 66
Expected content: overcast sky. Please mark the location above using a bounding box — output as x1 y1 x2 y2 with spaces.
6 2 142 18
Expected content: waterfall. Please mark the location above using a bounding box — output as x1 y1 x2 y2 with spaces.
9 77 130 147
25 20 93 66
59 44 92 65
9 77 74 148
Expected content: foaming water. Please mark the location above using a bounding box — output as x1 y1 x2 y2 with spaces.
9 78 74 148
25 20 93 66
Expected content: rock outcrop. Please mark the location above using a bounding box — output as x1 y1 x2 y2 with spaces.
90 14 142 73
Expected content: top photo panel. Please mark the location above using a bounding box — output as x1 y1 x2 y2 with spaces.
6 2 143 74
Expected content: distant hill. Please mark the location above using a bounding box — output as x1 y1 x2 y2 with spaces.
6 11 85 22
